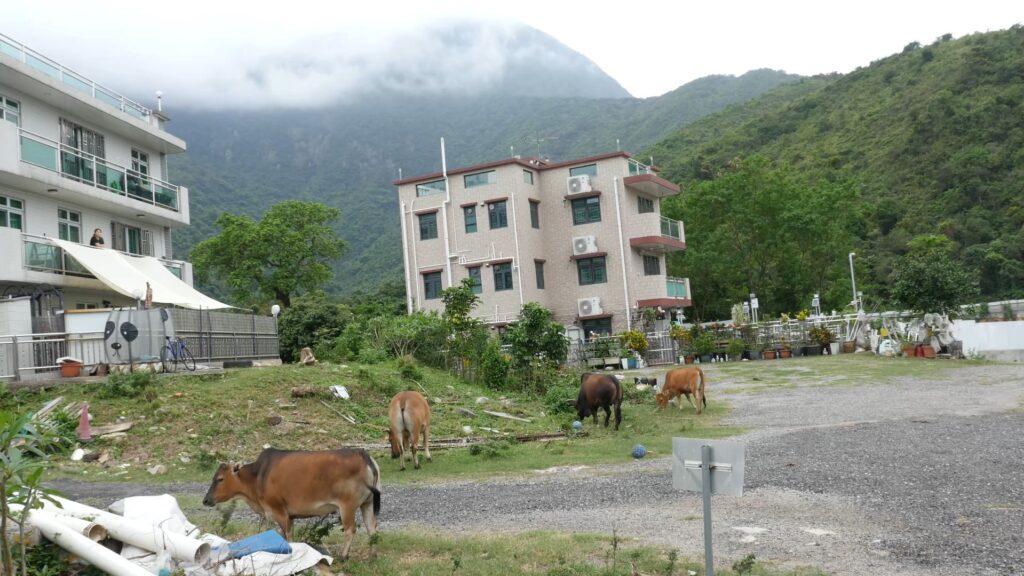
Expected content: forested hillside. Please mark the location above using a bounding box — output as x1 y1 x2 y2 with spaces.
168 70 798 296
652 27 1024 317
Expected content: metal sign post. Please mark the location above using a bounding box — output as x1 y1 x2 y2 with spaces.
673 438 746 576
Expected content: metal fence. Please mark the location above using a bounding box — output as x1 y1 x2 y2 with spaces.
169 308 279 362
0 332 106 381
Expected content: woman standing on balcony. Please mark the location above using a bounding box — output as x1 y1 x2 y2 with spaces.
89 228 104 247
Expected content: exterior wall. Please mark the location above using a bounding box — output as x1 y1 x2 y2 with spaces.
398 154 688 333
951 319 1024 362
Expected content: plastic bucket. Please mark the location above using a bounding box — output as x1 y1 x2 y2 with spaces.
60 361 82 378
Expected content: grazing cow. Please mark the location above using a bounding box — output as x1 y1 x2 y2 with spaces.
388 390 432 470
655 366 707 414
203 448 380 559
576 373 623 430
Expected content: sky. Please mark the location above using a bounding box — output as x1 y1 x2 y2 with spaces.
4 0 1021 109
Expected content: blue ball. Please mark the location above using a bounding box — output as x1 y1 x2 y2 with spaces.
632 444 647 459
572 420 583 431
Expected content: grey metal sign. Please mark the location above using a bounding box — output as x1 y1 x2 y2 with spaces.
672 438 745 496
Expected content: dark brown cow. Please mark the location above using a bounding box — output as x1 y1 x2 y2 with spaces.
203 448 381 559
576 373 623 430
388 390 431 471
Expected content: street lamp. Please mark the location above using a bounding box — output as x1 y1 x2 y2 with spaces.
848 252 858 311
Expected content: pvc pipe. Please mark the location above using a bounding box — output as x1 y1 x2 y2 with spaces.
26 508 153 576
9 504 106 541
613 177 631 331
43 496 211 563
399 200 413 314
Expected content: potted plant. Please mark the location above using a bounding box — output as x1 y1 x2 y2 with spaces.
619 330 648 370
726 338 745 362
807 325 834 356
778 335 792 358
761 341 777 360
898 334 916 358
693 331 716 363
670 325 695 364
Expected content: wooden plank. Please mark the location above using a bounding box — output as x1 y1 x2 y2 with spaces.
91 422 134 436
482 410 532 423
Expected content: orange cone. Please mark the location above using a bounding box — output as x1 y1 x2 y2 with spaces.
78 402 91 442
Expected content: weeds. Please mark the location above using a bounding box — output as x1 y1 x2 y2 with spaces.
293 514 337 546
97 371 155 399
468 439 514 459
732 553 757 574
214 500 237 535
664 549 678 575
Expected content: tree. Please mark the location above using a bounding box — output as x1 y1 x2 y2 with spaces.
276 292 350 363
505 303 568 371
191 201 346 307
890 235 980 315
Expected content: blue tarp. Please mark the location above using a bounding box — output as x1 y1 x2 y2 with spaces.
214 530 292 559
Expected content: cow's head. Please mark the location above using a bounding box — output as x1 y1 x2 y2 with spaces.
654 391 669 409
387 428 401 459
203 462 242 506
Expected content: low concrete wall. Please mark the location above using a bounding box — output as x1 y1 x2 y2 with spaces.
951 319 1024 361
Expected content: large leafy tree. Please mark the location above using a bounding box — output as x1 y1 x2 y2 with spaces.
890 235 980 315
191 201 346 307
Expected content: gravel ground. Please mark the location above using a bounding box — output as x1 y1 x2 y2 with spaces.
53 362 1024 576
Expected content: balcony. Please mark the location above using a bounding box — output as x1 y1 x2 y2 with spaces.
19 129 180 212
19 233 187 281
624 159 680 198
629 216 686 254
636 277 692 309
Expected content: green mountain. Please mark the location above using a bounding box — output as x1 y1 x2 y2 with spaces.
650 27 1024 310
168 69 799 296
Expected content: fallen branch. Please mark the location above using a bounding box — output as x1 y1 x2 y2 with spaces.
482 410 532 423
318 400 356 424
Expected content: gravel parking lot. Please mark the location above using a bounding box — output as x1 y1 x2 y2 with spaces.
55 361 1024 575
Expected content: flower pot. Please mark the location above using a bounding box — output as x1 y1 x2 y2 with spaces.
805 344 823 356
842 340 856 354
779 349 792 359
762 350 776 360
829 342 840 355
920 345 936 358
699 354 712 363
60 361 82 378
902 345 916 358
684 355 695 365
627 358 638 370
747 350 761 360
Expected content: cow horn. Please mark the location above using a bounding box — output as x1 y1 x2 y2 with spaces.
232 462 242 473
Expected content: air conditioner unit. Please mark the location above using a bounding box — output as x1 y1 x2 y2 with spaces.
566 174 592 195
571 235 598 256
577 297 603 317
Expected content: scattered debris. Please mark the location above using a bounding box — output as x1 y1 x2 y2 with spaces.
290 386 320 398
91 422 134 436
462 426 473 434
482 410 532 423
329 385 350 399
318 400 356 424
265 415 284 426
70 448 86 461
299 347 318 366
475 396 490 404
147 464 167 476
801 528 836 536
457 407 478 418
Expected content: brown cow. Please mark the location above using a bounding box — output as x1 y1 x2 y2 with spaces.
388 390 431 471
203 448 381 559
655 366 707 414
576 373 623 430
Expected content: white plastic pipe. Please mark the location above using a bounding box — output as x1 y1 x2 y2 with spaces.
26 508 153 576
9 503 106 541
43 496 211 563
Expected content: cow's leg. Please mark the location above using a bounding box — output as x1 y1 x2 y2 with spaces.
398 429 407 471
684 392 697 410
339 504 358 560
406 428 419 469
614 400 622 430
360 494 377 536
271 510 293 542
603 403 611 427
423 422 432 463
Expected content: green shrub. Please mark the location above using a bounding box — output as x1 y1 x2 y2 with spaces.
480 339 510 390
98 371 155 399
693 331 716 356
726 338 745 358
357 346 390 365
277 293 350 363
468 439 515 458
544 382 579 416
397 355 423 380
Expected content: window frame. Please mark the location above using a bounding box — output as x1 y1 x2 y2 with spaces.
464 170 496 188
638 196 655 214
423 271 443 300
488 200 508 229
576 256 608 286
643 254 661 276
0 95 20 126
0 195 25 231
58 207 82 243
582 317 613 337
493 262 513 291
529 200 540 229
523 170 534 185
418 212 438 240
535 261 545 289
467 266 482 294
571 196 601 225
569 164 598 178
416 179 446 197
463 205 477 233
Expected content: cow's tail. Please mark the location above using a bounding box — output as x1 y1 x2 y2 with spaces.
361 449 382 515
698 367 707 408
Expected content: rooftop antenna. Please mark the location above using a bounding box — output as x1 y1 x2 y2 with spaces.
155 90 163 112
398 167 403 180
616 138 621 151
510 145 514 158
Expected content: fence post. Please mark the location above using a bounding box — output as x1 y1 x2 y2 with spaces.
12 335 20 382
251 311 257 358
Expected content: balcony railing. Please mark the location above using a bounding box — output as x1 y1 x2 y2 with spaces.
19 129 180 212
667 276 690 299
21 233 187 279
1 33 152 121
660 216 685 242
628 158 653 176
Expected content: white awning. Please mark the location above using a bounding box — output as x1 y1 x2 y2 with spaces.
51 239 234 310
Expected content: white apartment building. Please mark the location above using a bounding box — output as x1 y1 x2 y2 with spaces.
0 33 224 334
395 151 692 336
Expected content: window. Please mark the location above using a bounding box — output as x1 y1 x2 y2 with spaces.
488 201 508 229
638 196 655 214
416 179 445 197
132 149 150 178
493 263 513 291
464 170 496 188
111 221 153 256
467 266 482 294
582 317 612 337
464 206 477 233
58 208 82 243
0 95 20 125
643 255 661 276
423 271 442 300
569 164 597 178
571 196 601 225
577 256 607 285
529 201 540 229
523 170 534 185
418 212 438 240
0 196 24 230
60 119 105 156
535 261 545 289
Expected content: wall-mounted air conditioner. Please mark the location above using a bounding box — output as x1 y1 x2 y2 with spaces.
566 174 592 195
571 235 598 256
577 297 603 317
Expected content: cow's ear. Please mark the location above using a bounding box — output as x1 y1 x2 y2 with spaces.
232 462 242 474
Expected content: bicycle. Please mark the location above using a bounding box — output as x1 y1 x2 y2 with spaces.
162 336 196 372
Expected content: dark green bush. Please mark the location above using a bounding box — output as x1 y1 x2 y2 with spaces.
479 339 510 390
277 292 350 363
98 371 155 399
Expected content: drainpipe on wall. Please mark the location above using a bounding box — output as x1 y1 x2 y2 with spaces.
440 138 454 288
613 177 631 331
509 186 525 309
399 200 413 314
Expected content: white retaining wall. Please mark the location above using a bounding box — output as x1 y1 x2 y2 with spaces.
951 319 1024 361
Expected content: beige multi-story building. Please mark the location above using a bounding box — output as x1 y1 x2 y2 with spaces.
0 32 202 326
395 151 692 336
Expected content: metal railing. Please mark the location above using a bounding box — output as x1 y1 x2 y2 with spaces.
660 216 685 242
0 332 106 381
0 32 153 121
20 233 188 278
19 129 180 212
628 158 653 176
667 277 690 299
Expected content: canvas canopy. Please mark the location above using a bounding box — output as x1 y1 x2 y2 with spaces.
51 239 233 310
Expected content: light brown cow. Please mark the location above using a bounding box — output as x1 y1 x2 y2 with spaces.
203 448 380 559
655 366 707 414
388 390 432 470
